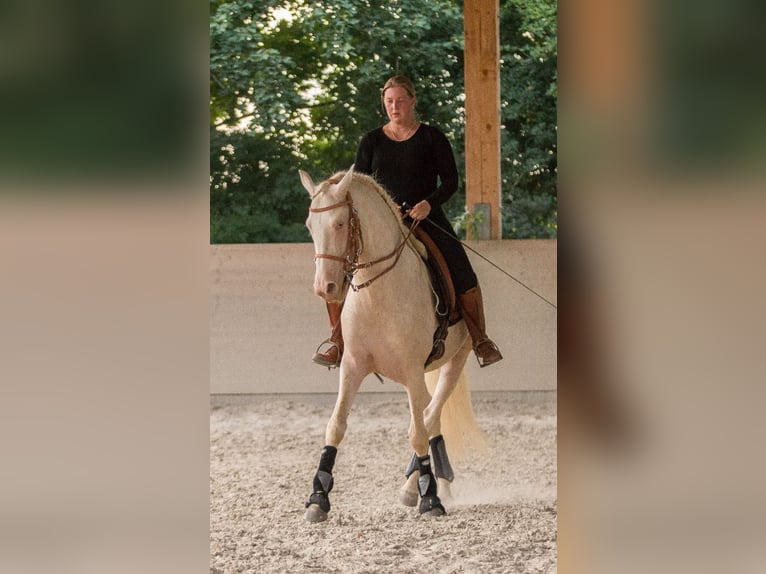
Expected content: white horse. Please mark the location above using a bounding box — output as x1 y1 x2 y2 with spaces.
300 166 485 523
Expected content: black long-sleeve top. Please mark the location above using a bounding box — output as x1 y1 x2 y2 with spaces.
353 124 459 211
354 122 478 293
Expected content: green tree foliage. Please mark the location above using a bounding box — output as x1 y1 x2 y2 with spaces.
499 0 558 238
210 0 556 242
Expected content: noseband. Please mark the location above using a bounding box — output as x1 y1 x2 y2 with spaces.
309 187 418 293
309 195 363 287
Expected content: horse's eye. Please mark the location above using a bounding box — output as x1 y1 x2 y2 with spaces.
335 221 345 230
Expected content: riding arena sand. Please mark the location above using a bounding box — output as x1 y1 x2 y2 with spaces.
210 390 557 573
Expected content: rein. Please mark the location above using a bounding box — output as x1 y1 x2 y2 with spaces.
309 189 419 293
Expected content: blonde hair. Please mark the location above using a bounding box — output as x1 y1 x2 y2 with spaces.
381 75 417 102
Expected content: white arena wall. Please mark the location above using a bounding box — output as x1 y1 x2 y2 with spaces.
210 240 556 394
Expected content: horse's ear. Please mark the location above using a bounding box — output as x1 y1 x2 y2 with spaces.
299 170 315 195
336 164 355 193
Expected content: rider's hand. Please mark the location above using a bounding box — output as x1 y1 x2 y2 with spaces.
407 200 432 221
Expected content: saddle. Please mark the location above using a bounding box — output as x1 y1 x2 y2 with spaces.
411 226 462 367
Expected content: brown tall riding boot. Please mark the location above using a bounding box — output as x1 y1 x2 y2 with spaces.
312 301 344 368
458 285 503 367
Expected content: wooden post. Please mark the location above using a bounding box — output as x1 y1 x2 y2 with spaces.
463 0 501 240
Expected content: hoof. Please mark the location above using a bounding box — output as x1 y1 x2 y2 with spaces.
304 504 328 523
399 488 418 507
421 506 446 517
419 496 446 516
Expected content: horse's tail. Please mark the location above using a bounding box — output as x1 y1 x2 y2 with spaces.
425 369 488 462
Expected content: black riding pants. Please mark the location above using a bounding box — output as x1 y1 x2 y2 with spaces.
414 209 478 295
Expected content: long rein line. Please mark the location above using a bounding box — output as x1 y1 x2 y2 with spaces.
311 191 555 309
422 215 557 311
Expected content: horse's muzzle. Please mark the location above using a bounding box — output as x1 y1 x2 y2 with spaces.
314 279 340 301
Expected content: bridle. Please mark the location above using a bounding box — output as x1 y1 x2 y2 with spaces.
309 189 418 293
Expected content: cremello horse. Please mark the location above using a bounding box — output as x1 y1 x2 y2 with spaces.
300 166 485 523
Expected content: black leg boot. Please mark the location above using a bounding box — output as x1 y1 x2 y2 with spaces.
429 435 454 482
305 446 337 522
416 454 445 516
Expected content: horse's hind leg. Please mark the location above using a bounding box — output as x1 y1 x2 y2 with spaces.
304 364 365 523
401 434 455 506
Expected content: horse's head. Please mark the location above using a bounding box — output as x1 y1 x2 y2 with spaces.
300 166 357 302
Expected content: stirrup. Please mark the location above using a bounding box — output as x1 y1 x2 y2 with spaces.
474 339 503 368
312 339 342 369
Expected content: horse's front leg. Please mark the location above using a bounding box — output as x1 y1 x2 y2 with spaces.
403 377 446 516
400 353 468 508
304 362 365 523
